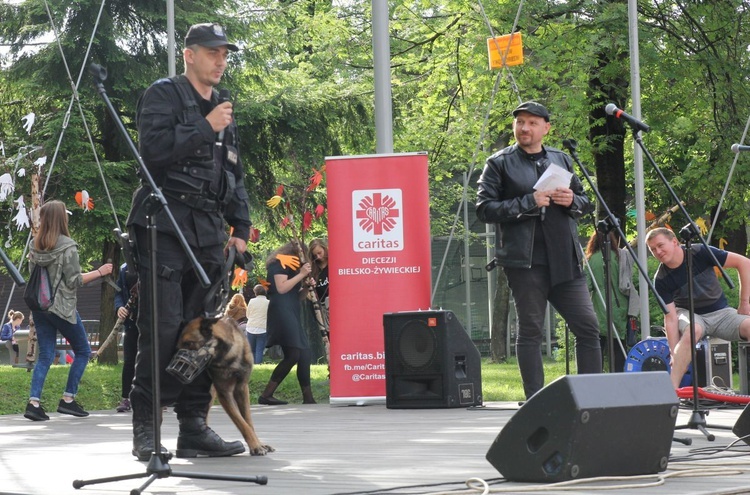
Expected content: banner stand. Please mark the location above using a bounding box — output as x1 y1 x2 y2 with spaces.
326 152 432 405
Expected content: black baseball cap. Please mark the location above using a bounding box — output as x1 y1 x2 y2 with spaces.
185 23 239 52
512 101 550 122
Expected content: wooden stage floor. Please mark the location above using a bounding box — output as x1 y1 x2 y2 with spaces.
1 397 750 494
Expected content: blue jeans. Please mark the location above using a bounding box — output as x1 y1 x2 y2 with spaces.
247 332 267 364
29 311 91 402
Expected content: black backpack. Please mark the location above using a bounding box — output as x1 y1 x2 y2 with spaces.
24 264 59 312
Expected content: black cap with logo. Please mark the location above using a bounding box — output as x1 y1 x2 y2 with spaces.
185 23 239 52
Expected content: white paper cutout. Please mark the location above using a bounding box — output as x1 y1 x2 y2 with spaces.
0 173 14 202
13 196 29 231
21 113 35 134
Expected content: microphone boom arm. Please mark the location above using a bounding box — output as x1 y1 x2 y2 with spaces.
562 139 668 314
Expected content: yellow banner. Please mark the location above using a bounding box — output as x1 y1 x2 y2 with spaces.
487 33 523 69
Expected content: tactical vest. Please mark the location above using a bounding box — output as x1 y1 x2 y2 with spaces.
150 75 238 212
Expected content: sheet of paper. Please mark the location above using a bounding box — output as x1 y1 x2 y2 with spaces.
534 163 573 191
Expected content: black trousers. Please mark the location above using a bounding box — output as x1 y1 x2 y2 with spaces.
129 225 224 419
121 321 139 398
505 265 603 399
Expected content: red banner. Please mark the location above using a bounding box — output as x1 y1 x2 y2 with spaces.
326 153 432 404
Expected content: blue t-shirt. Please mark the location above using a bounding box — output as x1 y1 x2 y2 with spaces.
654 245 729 314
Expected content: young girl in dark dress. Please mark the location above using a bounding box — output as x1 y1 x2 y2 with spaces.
258 241 316 405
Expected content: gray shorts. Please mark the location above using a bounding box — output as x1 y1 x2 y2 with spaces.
676 306 750 341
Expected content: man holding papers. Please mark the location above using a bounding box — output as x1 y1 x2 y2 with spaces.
476 101 602 399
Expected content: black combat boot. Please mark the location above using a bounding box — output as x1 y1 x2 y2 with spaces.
175 416 245 458
131 400 168 461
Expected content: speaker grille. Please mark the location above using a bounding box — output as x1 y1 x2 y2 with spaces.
397 320 438 371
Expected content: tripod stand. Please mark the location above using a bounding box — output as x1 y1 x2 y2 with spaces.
622 114 734 441
73 64 266 492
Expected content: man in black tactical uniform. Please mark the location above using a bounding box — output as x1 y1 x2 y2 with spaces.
127 23 251 461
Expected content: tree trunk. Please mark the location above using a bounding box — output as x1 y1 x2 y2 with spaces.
588 50 630 235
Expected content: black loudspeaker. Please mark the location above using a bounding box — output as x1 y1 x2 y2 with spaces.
383 310 482 409
486 372 678 482
732 403 750 446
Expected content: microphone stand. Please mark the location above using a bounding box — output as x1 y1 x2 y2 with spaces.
563 139 667 318
73 64 266 493
563 140 667 374
627 123 733 441
598 219 616 372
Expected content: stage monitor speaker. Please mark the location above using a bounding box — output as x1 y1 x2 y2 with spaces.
732 403 750 446
486 372 678 482
383 310 482 409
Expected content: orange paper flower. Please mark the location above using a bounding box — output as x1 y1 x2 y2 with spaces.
307 165 325 192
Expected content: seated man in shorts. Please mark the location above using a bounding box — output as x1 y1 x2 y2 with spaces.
646 227 750 389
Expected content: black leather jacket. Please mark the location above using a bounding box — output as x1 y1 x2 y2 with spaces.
476 144 591 268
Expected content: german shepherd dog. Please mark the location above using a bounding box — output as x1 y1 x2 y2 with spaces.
176 316 274 455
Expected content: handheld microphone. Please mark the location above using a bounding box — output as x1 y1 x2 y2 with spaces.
217 89 231 143
535 159 547 222
731 143 750 153
605 103 650 133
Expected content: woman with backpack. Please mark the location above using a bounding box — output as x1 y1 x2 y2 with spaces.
24 200 113 421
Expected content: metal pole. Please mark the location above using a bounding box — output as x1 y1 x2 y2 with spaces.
167 0 176 77
372 0 393 153
463 173 472 334
628 0 650 336
486 226 494 333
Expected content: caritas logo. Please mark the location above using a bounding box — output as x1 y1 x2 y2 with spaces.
352 189 403 252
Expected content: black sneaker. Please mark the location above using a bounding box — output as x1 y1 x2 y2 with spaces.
57 399 89 417
24 402 50 421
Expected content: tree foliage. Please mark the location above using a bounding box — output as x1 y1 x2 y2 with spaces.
2 0 750 301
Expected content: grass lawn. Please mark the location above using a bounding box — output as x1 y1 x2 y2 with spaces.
0 358 572 415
